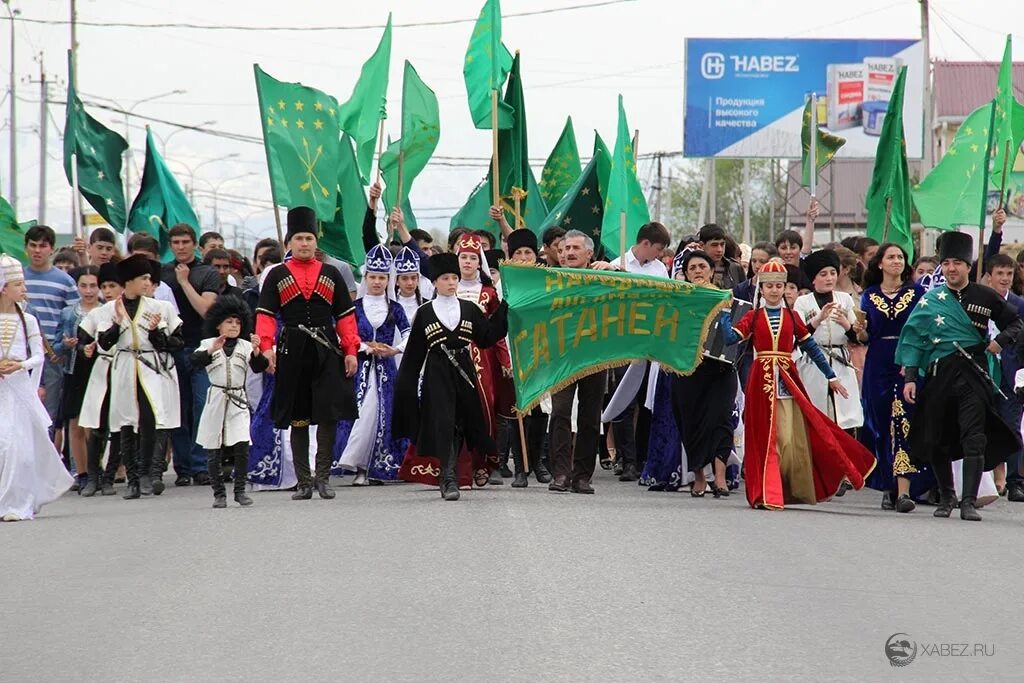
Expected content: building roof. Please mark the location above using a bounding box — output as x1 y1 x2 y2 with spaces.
933 61 1024 120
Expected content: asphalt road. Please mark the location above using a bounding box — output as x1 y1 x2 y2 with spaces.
3 470 1021 682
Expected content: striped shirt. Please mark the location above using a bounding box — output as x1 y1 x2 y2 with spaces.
24 266 79 339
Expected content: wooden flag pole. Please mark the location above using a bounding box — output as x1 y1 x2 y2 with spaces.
491 88 500 207
998 140 1012 210
632 129 639 162
619 210 627 271
373 118 387 188
272 205 284 244
809 92 818 199
882 197 892 243
513 194 523 229
976 104 999 283
517 413 530 473
70 152 81 239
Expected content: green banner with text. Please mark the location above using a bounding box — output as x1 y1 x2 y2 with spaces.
500 264 732 412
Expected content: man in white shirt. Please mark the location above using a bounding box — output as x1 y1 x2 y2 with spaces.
591 222 672 481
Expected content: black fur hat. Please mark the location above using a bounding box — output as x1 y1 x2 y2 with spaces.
285 206 318 243
937 231 973 264
116 254 153 284
428 252 460 281
203 294 252 338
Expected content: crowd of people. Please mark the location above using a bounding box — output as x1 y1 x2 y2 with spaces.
2 186 1023 522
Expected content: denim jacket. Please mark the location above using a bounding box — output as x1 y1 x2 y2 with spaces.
52 303 88 375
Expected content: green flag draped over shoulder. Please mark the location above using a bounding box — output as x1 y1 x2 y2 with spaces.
895 285 986 375
500 263 731 412
600 96 649 260
800 96 846 188
866 66 913 256
464 0 513 130
0 194 28 263
914 36 1024 230
318 134 368 267
254 65 341 221
380 61 440 226
63 51 129 230
127 128 199 260
337 13 391 184
450 52 546 237
540 116 581 207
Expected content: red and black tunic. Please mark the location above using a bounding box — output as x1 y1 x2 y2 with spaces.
255 258 361 428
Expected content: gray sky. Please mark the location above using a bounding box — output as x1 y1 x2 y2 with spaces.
2 0 1023 246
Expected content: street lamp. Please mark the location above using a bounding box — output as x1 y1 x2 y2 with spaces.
165 153 241 205
192 171 258 230
161 120 217 156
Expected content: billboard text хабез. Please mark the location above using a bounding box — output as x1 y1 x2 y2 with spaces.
684 38 923 159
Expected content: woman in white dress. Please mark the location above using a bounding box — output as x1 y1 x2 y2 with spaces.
0 254 73 521
793 249 865 432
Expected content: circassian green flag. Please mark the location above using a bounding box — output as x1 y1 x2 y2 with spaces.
127 128 199 260
540 116 581 207
337 13 392 184
800 95 846 188
865 66 913 257
500 263 731 412
464 0 513 130
600 96 649 260
317 133 368 267
63 51 130 230
254 64 341 221
0 193 29 263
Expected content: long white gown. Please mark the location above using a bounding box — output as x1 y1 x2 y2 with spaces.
0 311 73 520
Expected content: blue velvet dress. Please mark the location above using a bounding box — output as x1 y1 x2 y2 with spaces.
332 298 411 480
860 284 933 498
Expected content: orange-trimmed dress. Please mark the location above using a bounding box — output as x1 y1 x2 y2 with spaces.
730 304 876 509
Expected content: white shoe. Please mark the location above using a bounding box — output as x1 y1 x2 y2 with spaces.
2 513 22 522
352 472 368 486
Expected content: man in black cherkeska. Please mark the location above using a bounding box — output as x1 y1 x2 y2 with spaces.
394 252 508 501
254 206 361 501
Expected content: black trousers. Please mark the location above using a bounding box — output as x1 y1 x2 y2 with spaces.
208 442 248 496
289 422 338 485
931 373 987 500
550 371 607 484
119 382 156 485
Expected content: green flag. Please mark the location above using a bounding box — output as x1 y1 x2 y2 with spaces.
380 61 440 225
800 96 846 187
450 52 546 237
600 96 649 259
593 131 612 198
913 35 1024 230
0 193 28 263
542 134 611 258
865 66 913 256
254 65 341 221
337 13 392 184
318 134 368 267
62 52 129 230
127 128 199 260
501 263 731 412
540 116 581 207
464 0 513 130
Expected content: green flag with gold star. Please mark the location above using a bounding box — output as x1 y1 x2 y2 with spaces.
62 51 130 230
913 35 1024 230
542 133 611 258
380 61 440 223
337 13 391 184
0 193 28 263
600 96 649 260
540 116 581 208
127 128 199 260
464 0 514 130
254 65 340 221
800 95 846 188
317 133 368 267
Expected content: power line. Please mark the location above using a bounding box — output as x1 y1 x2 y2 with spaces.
3 1 636 32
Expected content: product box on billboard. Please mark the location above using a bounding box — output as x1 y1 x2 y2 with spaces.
864 57 901 101
826 63 865 130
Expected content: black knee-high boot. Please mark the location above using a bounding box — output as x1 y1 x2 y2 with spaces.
932 457 957 518
960 454 984 522
208 447 227 507
314 422 337 499
121 428 140 500
233 443 253 506
81 429 106 497
290 427 313 499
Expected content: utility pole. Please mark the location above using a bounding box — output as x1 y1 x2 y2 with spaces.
654 153 663 222
920 0 933 172
28 53 57 225
4 1 18 214
741 159 751 244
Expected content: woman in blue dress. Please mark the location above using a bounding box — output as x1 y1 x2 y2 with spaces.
857 243 932 512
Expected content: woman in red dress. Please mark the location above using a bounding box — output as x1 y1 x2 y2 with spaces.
728 261 876 509
398 233 511 489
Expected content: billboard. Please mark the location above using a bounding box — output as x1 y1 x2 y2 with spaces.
684 38 924 159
